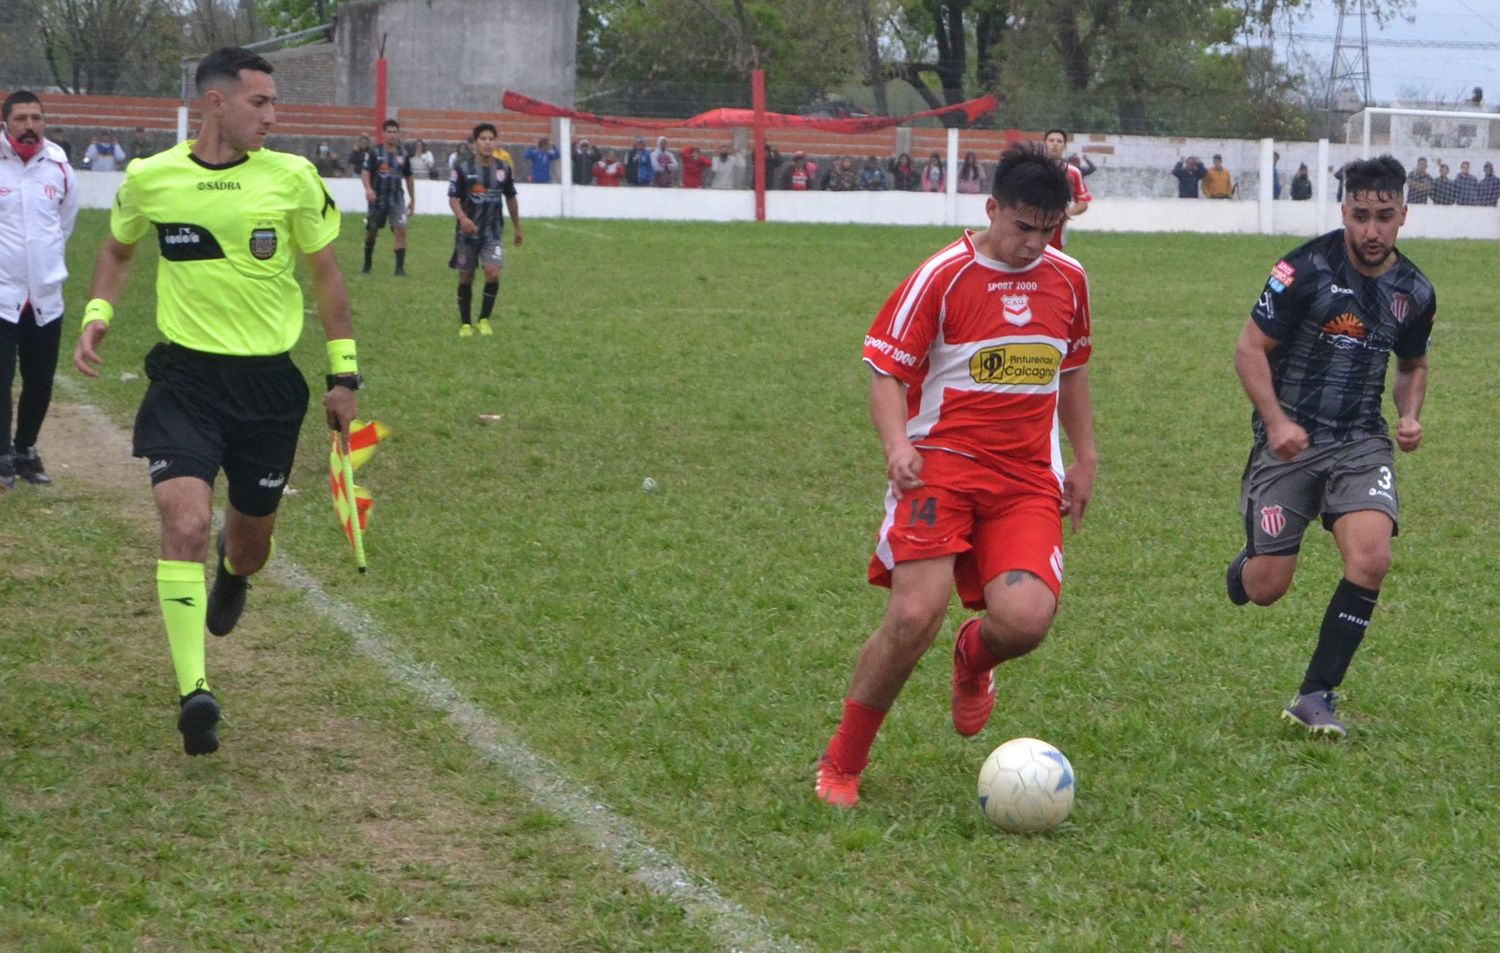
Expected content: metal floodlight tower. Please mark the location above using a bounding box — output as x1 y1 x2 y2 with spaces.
1326 0 1373 137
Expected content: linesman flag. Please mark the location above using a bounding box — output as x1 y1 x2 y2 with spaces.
329 419 390 572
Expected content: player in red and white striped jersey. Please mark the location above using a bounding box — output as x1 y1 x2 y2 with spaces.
816 145 1098 808
1043 129 1091 252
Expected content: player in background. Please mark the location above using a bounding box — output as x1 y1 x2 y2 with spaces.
448 123 522 338
1226 155 1434 739
73 47 360 755
361 118 415 276
816 145 1098 808
1043 128 1091 252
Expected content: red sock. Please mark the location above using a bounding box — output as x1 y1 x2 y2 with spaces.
824 698 886 774
957 617 1001 674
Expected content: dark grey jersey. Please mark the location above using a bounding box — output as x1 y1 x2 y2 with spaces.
448 159 517 242
1248 229 1435 446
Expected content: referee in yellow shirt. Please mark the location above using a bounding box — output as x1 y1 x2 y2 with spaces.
73 47 361 756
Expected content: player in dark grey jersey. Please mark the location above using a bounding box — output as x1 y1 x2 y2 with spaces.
447 122 522 337
1227 155 1434 739
361 118 414 276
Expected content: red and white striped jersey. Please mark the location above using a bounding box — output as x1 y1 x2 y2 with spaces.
1049 163 1092 250
862 231 1093 492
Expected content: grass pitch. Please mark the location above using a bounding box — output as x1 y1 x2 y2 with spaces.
4 210 1499 950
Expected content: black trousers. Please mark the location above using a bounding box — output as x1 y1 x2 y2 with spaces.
0 304 62 455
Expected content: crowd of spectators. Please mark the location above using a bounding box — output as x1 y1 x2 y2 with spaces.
301 130 1119 194
1170 151 1500 207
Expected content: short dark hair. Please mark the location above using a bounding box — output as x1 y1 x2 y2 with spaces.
195 47 274 94
383 118 400 131
1342 155 1406 200
472 122 497 141
991 143 1071 215
3 90 41 122
1043 128 1067 142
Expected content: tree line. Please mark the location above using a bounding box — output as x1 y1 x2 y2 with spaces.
1 0 1407 141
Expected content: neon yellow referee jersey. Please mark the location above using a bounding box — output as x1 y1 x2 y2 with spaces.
109 141 340 356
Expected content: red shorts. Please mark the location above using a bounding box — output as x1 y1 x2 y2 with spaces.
868 450 1065 609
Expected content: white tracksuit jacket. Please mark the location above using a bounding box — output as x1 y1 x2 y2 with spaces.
0 132 79 326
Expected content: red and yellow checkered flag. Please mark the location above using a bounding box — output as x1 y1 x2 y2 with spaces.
329 419 390 572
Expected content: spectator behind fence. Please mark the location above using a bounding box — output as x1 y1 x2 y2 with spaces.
452 140 475 172
1271 151 1282 199
1171 156 1207 197
349 135 372 177
593 149 625 186
1454 160 1480 205
890 153 918 191
1406 157 1432 203
524 136 560 184
709 144 745 189
1202 154 1234 198
1478 161 1500 206
312 140 341 177
956 151 984 194
762 143 784 189
626 137 650 186
650 137 678 187
782 151 816 190
89 132 125 172
824 155 858 191
920 152 944 192
409 139 436 180
680 144 712 188
1067 152 1097 177
571 138 599 185
1431 163 1457 205
128 127 151 160
1290 162 1312 200
858 155 886 191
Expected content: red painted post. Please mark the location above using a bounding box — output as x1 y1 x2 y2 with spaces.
374 56 388 138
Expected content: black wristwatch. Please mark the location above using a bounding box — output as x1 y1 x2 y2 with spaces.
326 373 363 391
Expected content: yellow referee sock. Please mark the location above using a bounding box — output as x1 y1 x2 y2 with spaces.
158 559 210 697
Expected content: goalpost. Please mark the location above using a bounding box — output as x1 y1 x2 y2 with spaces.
1347 106 1500 156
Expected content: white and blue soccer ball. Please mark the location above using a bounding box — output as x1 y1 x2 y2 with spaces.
977 737 1076 833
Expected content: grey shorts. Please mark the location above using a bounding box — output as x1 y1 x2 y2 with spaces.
1238 434 1399 556
449 236 504 272
366 200 409 231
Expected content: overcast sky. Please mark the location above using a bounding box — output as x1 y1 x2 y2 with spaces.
1284 0 1500 105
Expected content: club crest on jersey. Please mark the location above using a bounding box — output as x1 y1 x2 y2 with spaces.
1260 504 1286 537
1001 294 1032 326
1391 292 1411 323
1269 259 1296 292
249 228 277 260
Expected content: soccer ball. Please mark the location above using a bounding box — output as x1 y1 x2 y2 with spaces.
977 737 1076 833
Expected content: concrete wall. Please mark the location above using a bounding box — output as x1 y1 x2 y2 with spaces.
336 0 578 112
67 171 1500 242
263 42 338 105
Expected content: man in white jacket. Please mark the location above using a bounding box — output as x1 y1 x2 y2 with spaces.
0 91 79 488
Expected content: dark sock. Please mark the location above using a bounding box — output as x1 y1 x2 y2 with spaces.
480 280 499 319
1300 578 1379 695
362 240 375 269
457 284 473 324
395 248 406 271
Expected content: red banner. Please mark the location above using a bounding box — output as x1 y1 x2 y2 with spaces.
501 90 1000 133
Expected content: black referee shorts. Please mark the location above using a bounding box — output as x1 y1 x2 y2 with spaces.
132 342 310 517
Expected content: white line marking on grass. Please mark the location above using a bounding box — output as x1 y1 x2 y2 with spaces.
535 220 611 239
279 564 799 953
59 387 798 953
